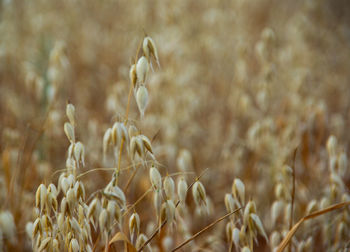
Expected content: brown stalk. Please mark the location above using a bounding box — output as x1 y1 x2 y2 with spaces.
124 168 138 192
277 201 350 252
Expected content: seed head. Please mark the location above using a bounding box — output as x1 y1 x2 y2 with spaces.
35 184 47 211
69 238 79 252
0 211 16 243
232 178 245 205
128 125 139 139
136 86 149 118
225 222 234 242
129 212 140 242
271 200 284 226
327 135 337 157
161 200 176 224
250 213 268 241
136 56 149 84
232 227 240 249
192 181 206 207
135 233 148 251
150 166 162 191
306 199 318 214
225 194 235 213
270 231 281 248
177 177 188 203
66 103 75 126
111 122 128 146
99 209 108 231
243 201 256 226
129 64 137 87
74 141 85 166
38 237 51 251
143 36 160 67
242 246 251 252
164 176 175 200
103 128 113 156
64 122 75 143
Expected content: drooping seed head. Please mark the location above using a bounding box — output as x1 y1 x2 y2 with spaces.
38 237 51 251
139 135 153 154
64 122 75 143
143 36 160 67
66 187 76 209
129 212 140 242
87 198 99 219
274 183 284 199
103 185 126 209
25 222 33 240
327 135 337 157
270 231 281 249
128 125 139 139
225 194 235 213
225 222 234 242
69 238 80 252
74 141 85 166
243 201 256 226
150 165 162 191
99 209 108 231
35 184 47 211
111 122 128 147
136 86 149 118
232 178 245 205
177 177 188 203
306 199 318 214
48 184 58 198
192 181 206 207
129 64 137 87
242 246 251 252
47 191 58 212
135 233 148 251
232 227 240 250
66 103 75 126
136 56 149 84
271 200 284 226
161 200 176 224
103 128 113 156
0 211 16 244
162 236 174 251
250 213 268 241
164 176 175 200
52 238 59 252
32 218 41 239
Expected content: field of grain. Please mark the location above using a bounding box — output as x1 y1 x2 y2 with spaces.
1 0 350 251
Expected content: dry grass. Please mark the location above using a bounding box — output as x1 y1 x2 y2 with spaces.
1 0 350 251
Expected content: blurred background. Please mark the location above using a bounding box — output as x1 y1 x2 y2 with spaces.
1 0 350 251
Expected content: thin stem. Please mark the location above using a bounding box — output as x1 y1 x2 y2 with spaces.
171 208 242 252
122 188 152 218
124 81 134 122
124 168 138 192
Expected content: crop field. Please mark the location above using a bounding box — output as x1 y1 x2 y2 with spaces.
1 0 350 251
